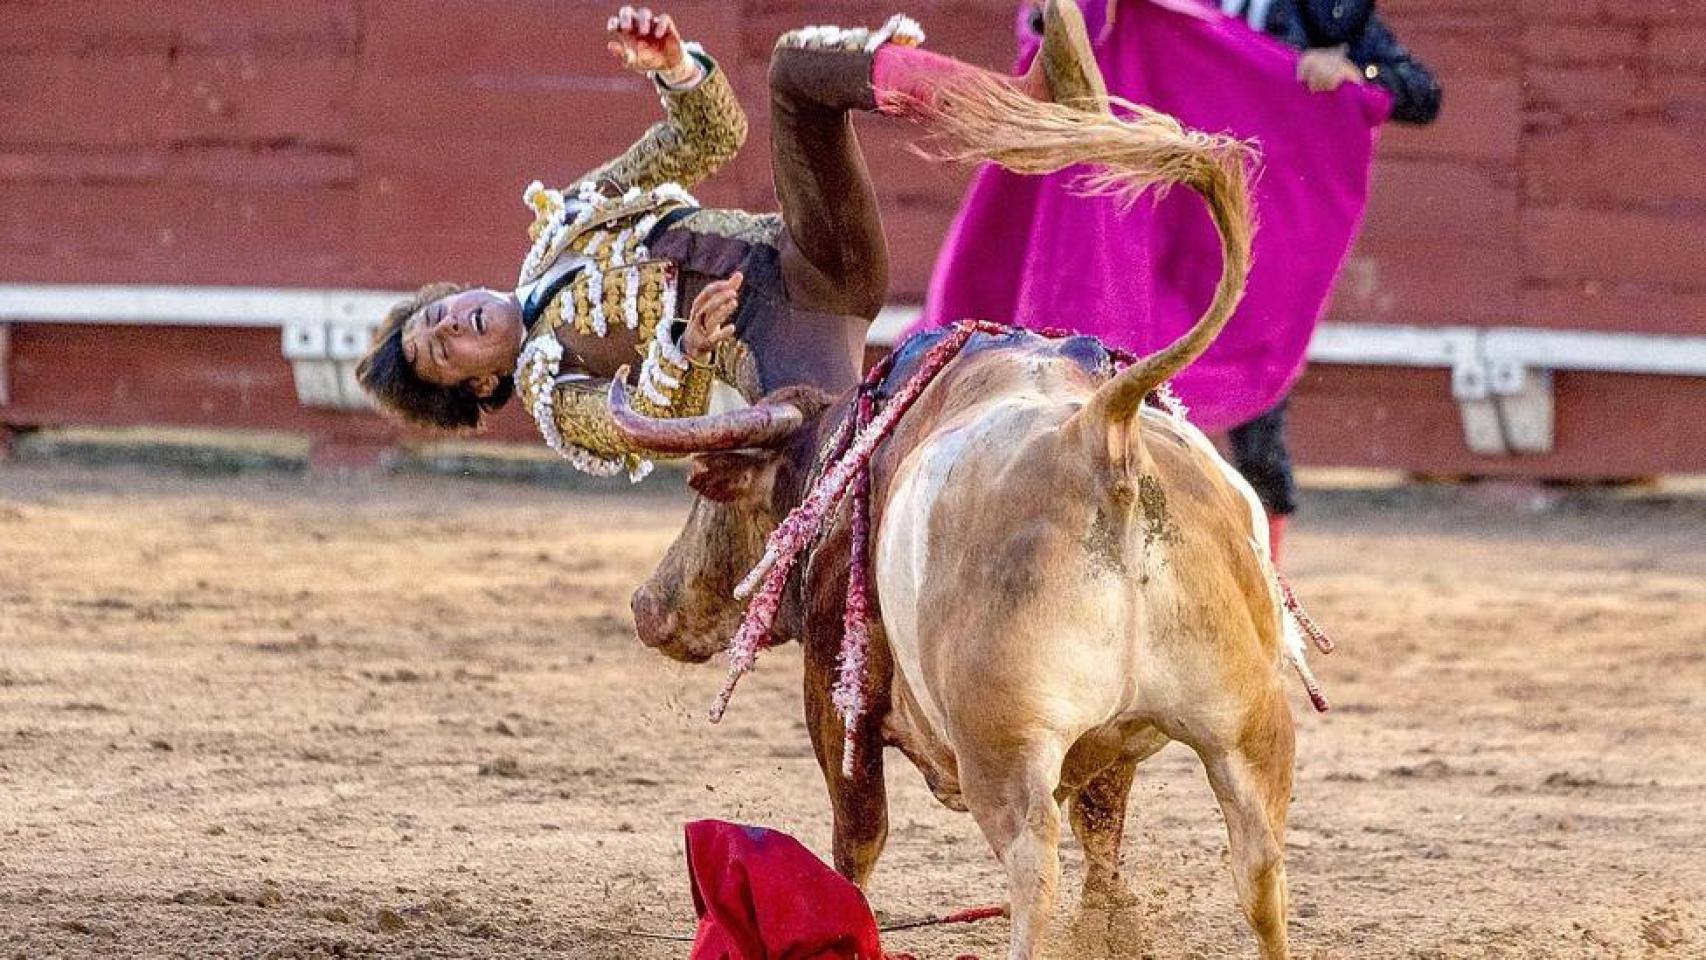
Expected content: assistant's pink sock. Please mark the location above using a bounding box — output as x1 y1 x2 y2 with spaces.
1268 515 1289 565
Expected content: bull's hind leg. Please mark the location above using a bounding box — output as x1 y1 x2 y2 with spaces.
962 746 1069 960
1199 690 1296 960
1069 757 1138 908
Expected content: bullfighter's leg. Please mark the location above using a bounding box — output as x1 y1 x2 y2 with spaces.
768 11 1105 322
1198 689 1296 960
767 37 892 323
1068 757 1139 908
960 745 1069 960
802 559 892 885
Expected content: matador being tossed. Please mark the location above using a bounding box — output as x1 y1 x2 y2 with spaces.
358 2 1111 480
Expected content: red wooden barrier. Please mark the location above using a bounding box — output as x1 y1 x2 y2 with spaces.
2 1 1703 476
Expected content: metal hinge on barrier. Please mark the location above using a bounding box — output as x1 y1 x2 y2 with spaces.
1444 330 1512 456
1483 357 1554 455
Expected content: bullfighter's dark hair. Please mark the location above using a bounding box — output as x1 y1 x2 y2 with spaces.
355 282 515 432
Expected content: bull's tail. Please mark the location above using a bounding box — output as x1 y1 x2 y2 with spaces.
907 74 1254 469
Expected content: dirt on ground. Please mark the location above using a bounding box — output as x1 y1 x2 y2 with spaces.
1 461 1702 959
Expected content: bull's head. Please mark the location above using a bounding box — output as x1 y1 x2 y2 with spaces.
609 369 835 664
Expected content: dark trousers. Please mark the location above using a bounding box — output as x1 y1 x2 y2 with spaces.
728 46 890 396
769 46 889 320
1228 398 1297 516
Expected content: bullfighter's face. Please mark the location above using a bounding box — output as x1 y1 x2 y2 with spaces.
402 288 524 392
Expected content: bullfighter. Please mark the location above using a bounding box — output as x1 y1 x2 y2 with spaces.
357 3 1109 480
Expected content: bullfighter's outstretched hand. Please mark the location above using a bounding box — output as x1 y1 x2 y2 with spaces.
605 5 697 85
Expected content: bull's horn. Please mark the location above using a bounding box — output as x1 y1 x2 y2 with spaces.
607 365 805 453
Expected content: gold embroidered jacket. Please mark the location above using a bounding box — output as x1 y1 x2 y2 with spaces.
513 46 748 480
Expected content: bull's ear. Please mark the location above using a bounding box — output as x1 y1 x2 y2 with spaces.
687 451 776 504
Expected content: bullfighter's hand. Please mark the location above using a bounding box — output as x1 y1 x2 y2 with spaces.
1296 46 1364 93
606 6 691 81
683 272 742 362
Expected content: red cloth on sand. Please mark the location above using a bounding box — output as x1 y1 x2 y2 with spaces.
687 820 886 960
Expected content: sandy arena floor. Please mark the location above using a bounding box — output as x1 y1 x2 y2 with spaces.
1 462 1702 959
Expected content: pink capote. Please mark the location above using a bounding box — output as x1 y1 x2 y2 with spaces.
913 0 1392 430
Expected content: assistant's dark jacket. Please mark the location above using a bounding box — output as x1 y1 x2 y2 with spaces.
1265 0 1442 124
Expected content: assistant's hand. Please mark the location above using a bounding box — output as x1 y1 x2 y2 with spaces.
683 272 742 362
606 6 690 80
1297 46 1364 94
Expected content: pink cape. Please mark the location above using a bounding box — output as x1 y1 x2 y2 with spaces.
915 0 1391 430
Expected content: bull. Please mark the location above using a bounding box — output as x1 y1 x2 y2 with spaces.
617 83 1305 960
